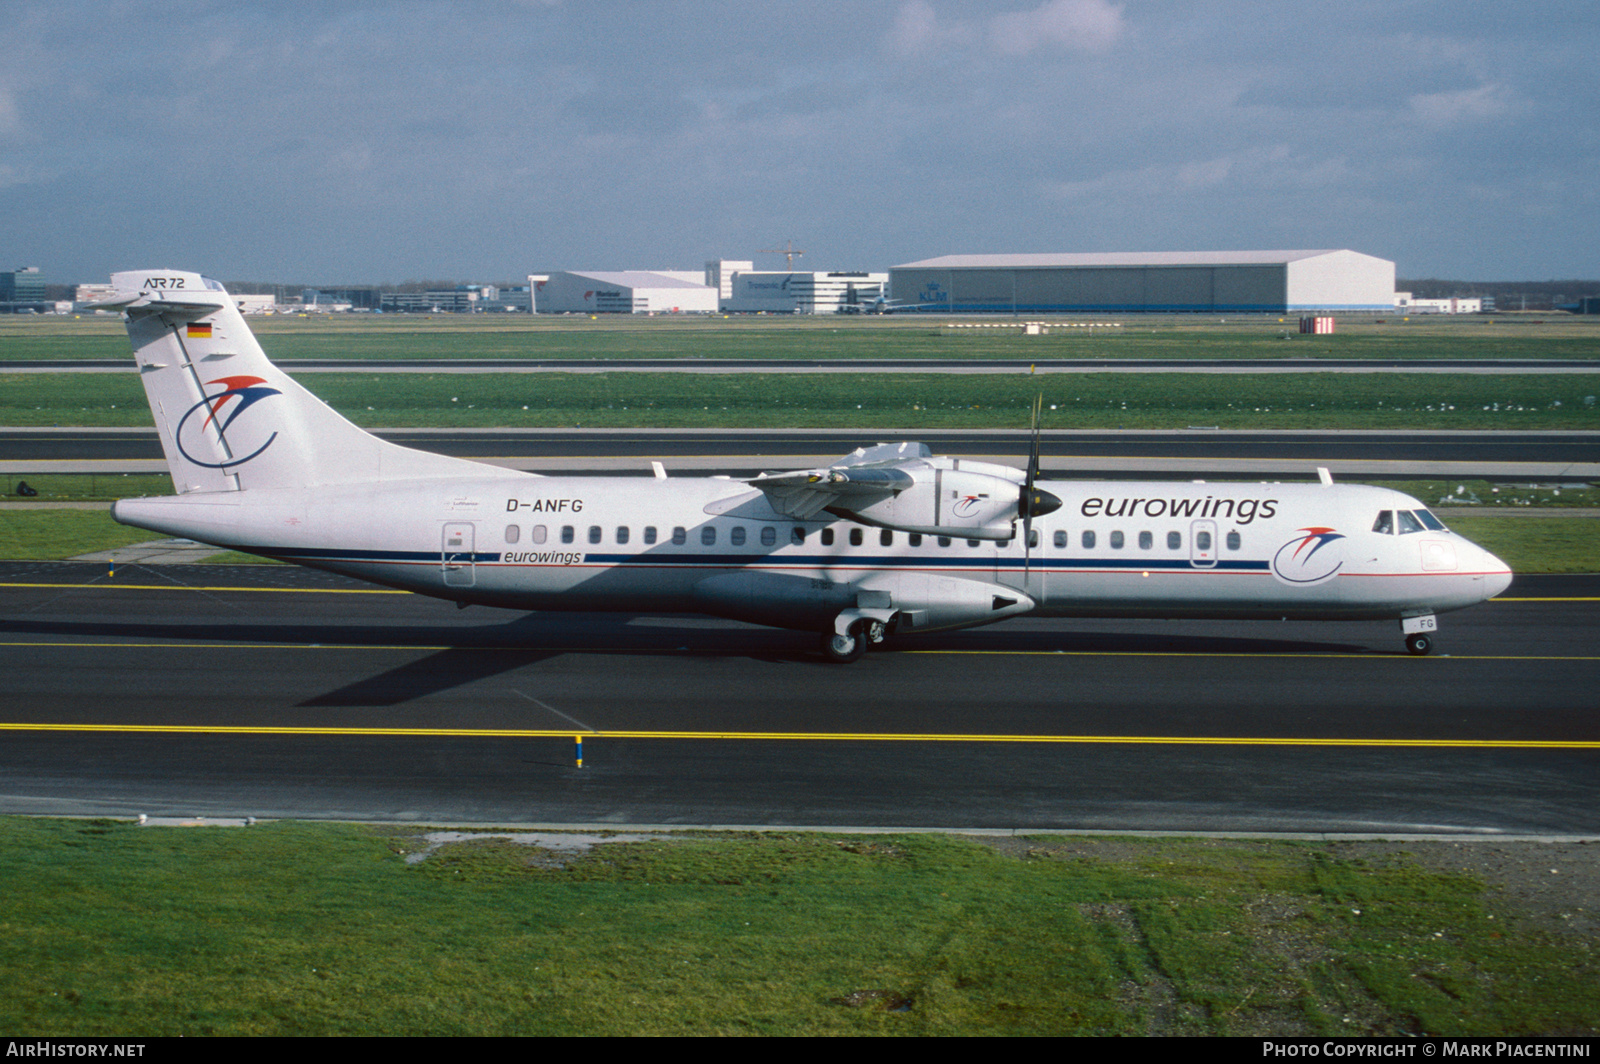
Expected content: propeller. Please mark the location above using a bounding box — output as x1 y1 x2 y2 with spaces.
1017 395 1063 586
1022 395 1043 581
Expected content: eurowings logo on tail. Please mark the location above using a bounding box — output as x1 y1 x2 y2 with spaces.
174 375 282 468
1271 526 1346 585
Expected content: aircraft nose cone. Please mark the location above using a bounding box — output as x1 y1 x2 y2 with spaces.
1485 555 1513 600
1023 486 1063 519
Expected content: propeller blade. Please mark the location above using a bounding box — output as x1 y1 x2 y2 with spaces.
1022 394 1043 579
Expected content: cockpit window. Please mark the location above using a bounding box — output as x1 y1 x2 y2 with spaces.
201 277 227 292
1396 510 1425 535
1415 509 1447 531
1372 510 1393 535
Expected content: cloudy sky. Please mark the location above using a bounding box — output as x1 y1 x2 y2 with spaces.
3 0 1595 284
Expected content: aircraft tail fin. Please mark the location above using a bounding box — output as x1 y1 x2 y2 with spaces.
106 270 491 493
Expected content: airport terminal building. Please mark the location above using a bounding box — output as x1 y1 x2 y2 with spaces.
723 271 888 314
889 250 1395 314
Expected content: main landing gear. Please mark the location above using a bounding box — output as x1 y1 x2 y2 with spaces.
1401 613 1438 656
821 613 890 663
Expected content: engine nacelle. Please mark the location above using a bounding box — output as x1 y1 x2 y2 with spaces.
748 447 1060 541
832 465 1047 541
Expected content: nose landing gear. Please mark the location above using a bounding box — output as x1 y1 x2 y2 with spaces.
1401 613 1437 656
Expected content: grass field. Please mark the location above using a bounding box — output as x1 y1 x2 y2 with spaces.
4 313 1598 429
0 509 156 560
3 310 1599 362
5 370 1600 430
1 819 1594 1037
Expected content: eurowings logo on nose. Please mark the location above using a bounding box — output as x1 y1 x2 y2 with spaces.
1271 526 1346 585
174 375 282 468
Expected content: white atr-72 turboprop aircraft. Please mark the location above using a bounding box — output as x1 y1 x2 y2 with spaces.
98 270 1512 661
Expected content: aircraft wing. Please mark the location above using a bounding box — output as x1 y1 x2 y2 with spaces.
747 442 929 519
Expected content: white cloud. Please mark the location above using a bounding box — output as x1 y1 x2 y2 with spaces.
888 0 1123 59
1406 82 1513 126
0 88 23 138
886 1 975 57
1044 145 1351 202
989 0 1125 56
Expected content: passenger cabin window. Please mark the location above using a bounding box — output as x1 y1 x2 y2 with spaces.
1226 530 1241 551
1109 531 1124 549
849 528 863 546
561 525 575 544
532 525 547 544
615 526 629 545
701 526 717 546
730 526 746 546
967 539 980 548
909 533 922 547
672 526 686 545
1167 531 1182 550
505 524 520 544
1138 531 1153 550
643 526 657 544
1028 529 1040 549
880 529 893 547
791 527 806 545
1082 530 1095 549
588 525 602 544
761 526 776 546
821 528 835 546
1054 530 1067 549
1196 530 1212 552
938 536 951 547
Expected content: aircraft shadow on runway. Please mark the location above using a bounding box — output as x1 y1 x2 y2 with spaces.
0 611 1379 706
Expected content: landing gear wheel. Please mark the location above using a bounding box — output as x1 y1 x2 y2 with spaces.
1405 633 1432 656
822 622 867 663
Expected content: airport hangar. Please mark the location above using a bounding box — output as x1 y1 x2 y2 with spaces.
533 271 720 314
888 249 1396 314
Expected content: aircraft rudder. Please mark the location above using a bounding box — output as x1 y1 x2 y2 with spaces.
110 269 517 494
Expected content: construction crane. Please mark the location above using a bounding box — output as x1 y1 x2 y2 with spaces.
758 240 807 269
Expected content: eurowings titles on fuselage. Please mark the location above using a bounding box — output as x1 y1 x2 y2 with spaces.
98 270 1513 661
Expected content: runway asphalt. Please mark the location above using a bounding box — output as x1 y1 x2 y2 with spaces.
1 563 1594 833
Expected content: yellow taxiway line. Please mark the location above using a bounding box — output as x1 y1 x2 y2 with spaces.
0 721 1596 749
0 641 1595 660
